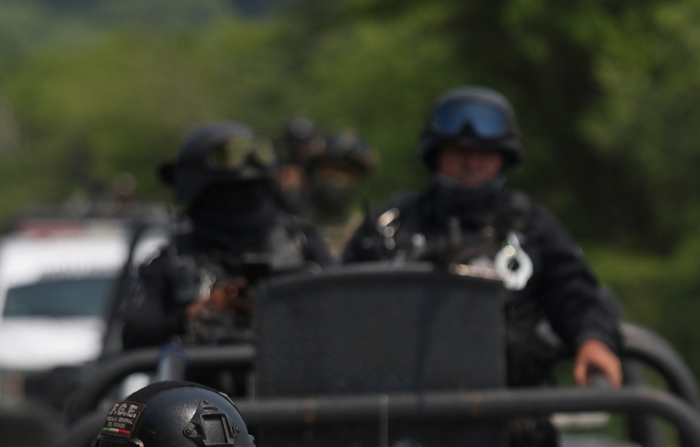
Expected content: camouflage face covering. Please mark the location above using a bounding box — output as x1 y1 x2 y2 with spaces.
309 164 364 215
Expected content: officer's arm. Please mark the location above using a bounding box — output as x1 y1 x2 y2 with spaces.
300 225 333 267
531 206 622 384
122 255 180 349
340 223 368 264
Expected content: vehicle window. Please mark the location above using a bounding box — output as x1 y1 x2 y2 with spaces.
3 277 115 318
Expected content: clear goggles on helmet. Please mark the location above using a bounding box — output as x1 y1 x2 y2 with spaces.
428 100 512 140
207 135 276 170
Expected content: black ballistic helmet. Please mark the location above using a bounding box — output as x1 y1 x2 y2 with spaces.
306 131 378 174
160 121 278 204
94 381 255 447
280 116 325 164
282 116 317 144
420 86 523 170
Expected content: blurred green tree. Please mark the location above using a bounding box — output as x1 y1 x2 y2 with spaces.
2 0 700 375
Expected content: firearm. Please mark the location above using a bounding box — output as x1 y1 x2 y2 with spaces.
184 254 272 345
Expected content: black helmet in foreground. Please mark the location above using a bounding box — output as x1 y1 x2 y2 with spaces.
306 131 377 174
419 86 523 170
160 121 278 204
94 381 255 447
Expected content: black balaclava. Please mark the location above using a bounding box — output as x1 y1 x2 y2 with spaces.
431 172 507 229
186 180 278 253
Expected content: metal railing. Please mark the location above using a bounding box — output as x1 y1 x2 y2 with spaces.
234 388 700 446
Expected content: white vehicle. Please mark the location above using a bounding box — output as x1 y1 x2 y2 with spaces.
0 211 168 403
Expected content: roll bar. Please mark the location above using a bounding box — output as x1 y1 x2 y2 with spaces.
69 322 699 425
234 388 700 446
65 344 255 424
621 322 700 406
58 386 700 447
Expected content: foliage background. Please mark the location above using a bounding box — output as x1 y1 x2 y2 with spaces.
1 0 700 375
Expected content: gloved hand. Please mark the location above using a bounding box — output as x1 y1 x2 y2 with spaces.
185 277 249 320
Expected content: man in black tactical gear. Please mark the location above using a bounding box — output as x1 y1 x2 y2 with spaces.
303 131 377 261
94 381 255 447
276 116 325 212
121 121 330 350
343 86 622 389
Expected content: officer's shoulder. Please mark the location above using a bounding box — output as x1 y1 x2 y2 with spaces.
506 189 532 212
277 212 320 246
519 197 572 238
137 244 171 277
282 211 314 232
145 243 172 264
280 213 333 265
522 197 559 224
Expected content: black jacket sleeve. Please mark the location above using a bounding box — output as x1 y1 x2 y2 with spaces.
341 216 375 264
300 224 333 268
121 253 185 350
524 205 621 354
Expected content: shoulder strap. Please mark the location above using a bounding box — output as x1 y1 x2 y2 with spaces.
490 190 533 237
342 191 423 262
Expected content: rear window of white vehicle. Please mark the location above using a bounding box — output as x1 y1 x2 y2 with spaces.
3 277 115 318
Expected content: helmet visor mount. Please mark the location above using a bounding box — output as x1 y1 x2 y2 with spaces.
95 435 145 447
208 136 276 171
429 100 513 141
